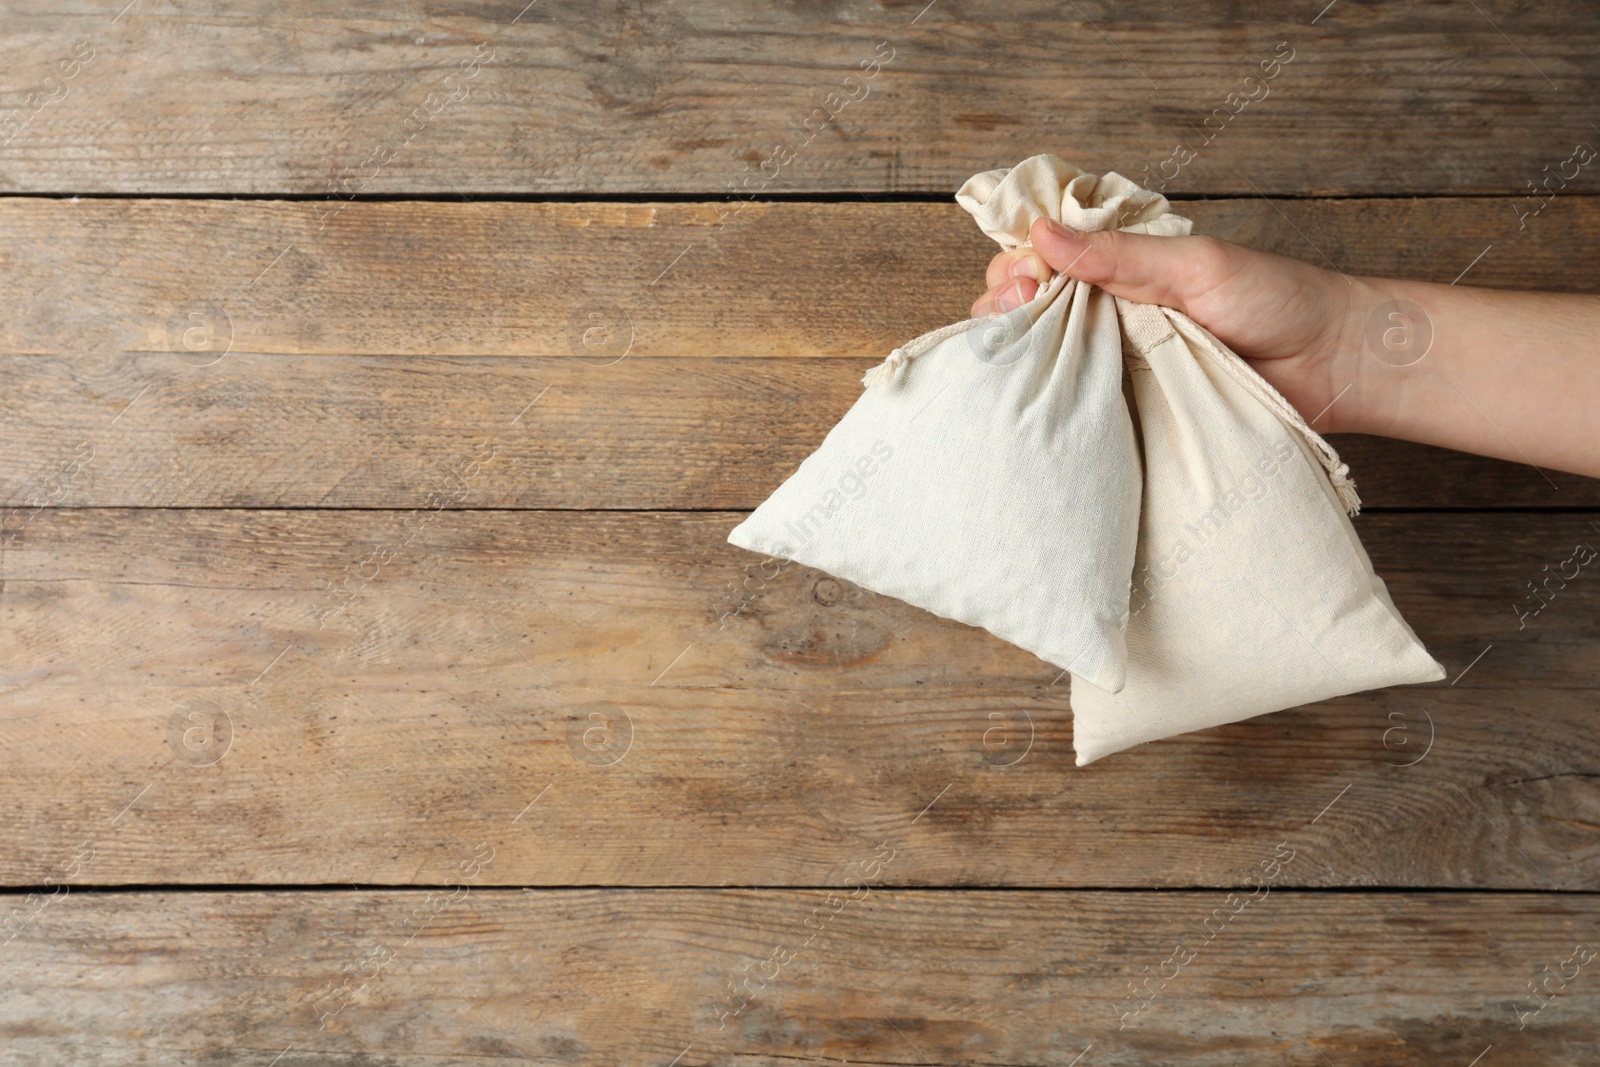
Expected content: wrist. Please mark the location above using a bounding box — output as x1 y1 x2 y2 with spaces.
1325 275 1432 439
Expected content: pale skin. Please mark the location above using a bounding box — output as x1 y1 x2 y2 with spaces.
972 217 1600 481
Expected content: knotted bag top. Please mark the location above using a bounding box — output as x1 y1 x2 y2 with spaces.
956 154 1194 247
861 154 1194 389
861 154 1360 516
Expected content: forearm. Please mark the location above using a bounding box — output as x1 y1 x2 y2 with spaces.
1342 277 1600 480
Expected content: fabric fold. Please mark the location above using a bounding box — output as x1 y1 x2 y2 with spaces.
729 154 1444 758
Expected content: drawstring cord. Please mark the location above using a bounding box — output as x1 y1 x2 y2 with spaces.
860 315 998 389
861 271 1064 389
860 283 1362 517
1166 309 1362 516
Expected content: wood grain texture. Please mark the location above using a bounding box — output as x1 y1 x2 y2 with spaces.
4 198 1597 361
4 353 1595 512
1 2 1598 195
3 508 1596 887
3 197 1598 510
3 4 1596 1061
2 889 1597 1064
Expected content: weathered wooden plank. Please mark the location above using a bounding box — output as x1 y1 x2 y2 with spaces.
4 679 1597 889
2 509 1596 887
4 510 1592 693
4 353 1595 511
3 197 1598 510
1 889 1596 1064
1 3 1597 195
4 198 1596 361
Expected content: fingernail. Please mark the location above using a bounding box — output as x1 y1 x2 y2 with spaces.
1043 218 1081 239
996 277 1033 311
1008 253 1043 281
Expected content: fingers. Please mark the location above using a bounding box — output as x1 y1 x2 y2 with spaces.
971 276 1039 318
974 249 1049 317
971 220 1246 321
1028 217 1239 314
984 248 1053 290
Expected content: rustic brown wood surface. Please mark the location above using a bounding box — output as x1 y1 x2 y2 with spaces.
3 197 1597 510
2 198 1595 362
1 3 1598 196
2 508 1595 887
2 890 1597 1065
4 1 1599 1061
1 351 1593 511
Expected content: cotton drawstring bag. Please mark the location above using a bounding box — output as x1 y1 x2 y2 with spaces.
1072 301 1445 763
727 158 1149 694
728 154 1444 761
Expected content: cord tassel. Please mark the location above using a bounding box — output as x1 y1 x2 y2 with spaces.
862 276 1063 390
860 347 909 388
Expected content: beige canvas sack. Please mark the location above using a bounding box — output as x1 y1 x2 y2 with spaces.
730 154 1444 763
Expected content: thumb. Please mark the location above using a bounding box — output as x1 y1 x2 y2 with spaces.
1029 216 1229 314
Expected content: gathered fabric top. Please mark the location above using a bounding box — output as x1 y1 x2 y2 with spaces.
956 154 1194 249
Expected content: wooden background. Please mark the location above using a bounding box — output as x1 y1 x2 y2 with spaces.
2 1 1598 1063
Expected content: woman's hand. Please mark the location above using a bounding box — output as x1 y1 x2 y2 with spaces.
972 216 1373 433
971 215 1600 480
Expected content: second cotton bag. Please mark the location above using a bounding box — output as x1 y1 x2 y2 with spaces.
729 154 1444 762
